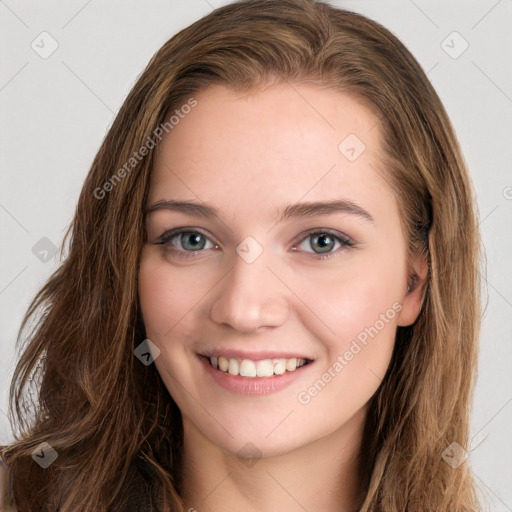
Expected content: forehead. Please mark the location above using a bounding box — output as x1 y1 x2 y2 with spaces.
149 82 395 223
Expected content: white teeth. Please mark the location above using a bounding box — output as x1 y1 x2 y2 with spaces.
208 355 309 377
286 358 297 371
256 359 274 377
228 358 239 376
239 359 257 377
273 359 287 375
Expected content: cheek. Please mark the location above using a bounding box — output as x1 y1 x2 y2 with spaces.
138 250 207 404
138 248 208 339
288 252 402 397
289 252 404 345
293 279 399 429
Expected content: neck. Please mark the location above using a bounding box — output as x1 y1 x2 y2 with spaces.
180 408 366 512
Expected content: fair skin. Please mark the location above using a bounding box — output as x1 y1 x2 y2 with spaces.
138 82 426 512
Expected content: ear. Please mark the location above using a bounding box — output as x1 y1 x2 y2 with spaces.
396 255 428 327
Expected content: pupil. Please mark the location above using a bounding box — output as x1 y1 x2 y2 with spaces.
182 233 205 251
313 234 334 253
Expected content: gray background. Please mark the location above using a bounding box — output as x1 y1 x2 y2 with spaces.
0 0 511 509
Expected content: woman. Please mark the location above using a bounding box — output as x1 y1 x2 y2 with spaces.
0 0 482 510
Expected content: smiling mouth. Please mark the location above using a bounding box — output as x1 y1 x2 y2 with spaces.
203 355 313 378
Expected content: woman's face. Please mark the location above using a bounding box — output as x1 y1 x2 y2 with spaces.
139 83 423 458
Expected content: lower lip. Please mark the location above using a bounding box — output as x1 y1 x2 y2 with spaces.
198 356 313 396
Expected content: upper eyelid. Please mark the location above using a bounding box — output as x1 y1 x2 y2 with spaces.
156 226 218 245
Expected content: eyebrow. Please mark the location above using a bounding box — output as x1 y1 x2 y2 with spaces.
145 199 375 224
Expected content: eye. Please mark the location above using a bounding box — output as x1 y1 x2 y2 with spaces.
293 230 354 260
155 228 218 259
154 227 355 261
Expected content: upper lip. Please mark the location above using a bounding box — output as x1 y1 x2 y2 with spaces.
199 349 314 361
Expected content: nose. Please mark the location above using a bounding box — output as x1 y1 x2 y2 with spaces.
209 249 290 333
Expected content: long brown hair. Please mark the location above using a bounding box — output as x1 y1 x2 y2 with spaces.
1 1 482 510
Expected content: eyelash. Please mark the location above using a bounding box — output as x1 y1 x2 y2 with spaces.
154 227 355 261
